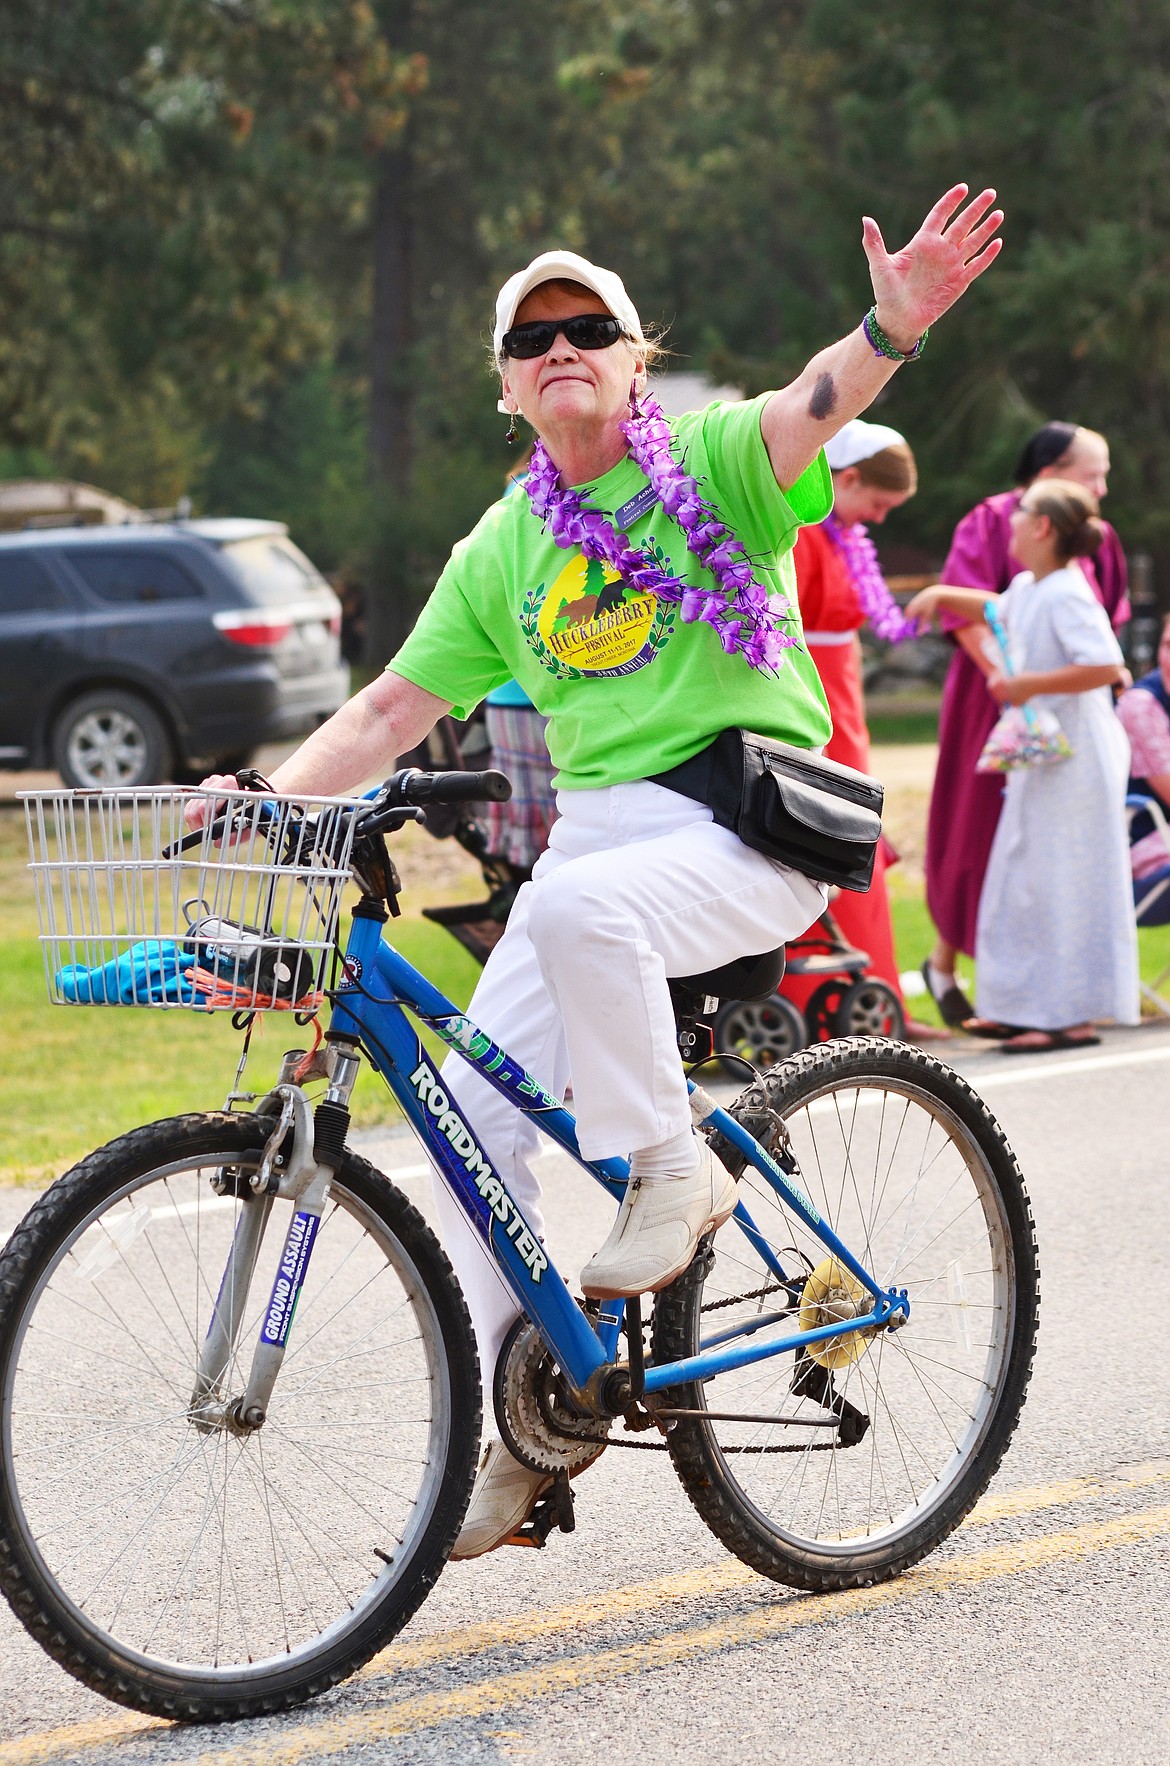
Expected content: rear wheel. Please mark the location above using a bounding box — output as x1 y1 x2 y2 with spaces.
652 1039 1038 1590
806 976 905 1042
0 1113 479 1720
52 689 172 789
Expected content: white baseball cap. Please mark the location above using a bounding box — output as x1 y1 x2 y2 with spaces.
823 418 907 471
492 250 644 361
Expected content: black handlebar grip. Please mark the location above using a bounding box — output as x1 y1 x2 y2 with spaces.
400 768 513 805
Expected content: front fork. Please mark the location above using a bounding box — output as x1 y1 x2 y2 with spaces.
189 1036 361 1436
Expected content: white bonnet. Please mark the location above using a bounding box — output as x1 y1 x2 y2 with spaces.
823 418 907 471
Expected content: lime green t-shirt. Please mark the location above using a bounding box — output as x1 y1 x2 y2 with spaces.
389 393 833 790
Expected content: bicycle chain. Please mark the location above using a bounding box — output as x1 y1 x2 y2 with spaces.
579 1281 838 1452
588 1435 839 1454
699 1280 791 1314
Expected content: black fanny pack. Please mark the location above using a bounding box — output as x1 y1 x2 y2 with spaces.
650 728 884 893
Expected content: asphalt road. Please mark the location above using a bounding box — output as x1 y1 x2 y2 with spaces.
0 1024 1168 1765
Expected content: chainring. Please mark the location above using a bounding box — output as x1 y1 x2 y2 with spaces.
493 1314 611 1475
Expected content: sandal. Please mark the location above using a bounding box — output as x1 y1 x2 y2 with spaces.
1000 1028 1101 1054
920 959 975 1029
961 1018 1027 1040
905 1017 954 1043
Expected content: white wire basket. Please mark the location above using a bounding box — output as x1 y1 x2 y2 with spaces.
22 788 360 1012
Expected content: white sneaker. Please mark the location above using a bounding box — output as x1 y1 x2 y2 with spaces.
450 1440 552 1560
579 1140 737 1300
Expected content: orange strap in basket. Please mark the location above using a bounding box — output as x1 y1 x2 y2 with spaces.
191 967 325 1014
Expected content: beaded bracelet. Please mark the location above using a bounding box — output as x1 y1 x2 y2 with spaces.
863 305 928 362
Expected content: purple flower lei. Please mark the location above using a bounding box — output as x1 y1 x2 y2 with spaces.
523 394 800 673
823 511 919 643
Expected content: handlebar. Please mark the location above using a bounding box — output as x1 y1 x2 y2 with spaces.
172 765 514 865
389 767 512 806
352 766 511 843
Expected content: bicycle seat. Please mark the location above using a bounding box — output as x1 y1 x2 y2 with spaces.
675 945 785 1003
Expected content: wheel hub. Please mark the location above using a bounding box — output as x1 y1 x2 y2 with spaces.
798 1256 875 1369
69 712 146 787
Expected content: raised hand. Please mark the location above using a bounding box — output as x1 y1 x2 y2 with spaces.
862 185 1003 350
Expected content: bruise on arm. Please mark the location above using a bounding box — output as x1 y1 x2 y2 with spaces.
807 372 838 422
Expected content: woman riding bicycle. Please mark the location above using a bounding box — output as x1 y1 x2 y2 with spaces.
195 185 1003 1555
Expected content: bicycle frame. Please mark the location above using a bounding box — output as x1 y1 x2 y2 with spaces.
270 901 908 1407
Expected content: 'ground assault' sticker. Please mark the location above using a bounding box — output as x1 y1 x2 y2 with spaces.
260 1211 320 1346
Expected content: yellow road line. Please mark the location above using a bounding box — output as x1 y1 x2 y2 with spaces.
0 1462 1166 1766
188 1503 1170 1764
364 1458 1170 1675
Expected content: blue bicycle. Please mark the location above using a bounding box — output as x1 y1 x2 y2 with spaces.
0 769 1039 1721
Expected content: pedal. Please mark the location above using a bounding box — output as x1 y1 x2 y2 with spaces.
502 1471 576 1550
552 1468 575 1533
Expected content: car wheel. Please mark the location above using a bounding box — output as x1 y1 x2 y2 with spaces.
52 691 172 790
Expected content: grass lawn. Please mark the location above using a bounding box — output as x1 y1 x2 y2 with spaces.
2 801 1169 1186
867 707 941 746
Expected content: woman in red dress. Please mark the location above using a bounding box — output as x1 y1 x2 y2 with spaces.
793 419 918 1002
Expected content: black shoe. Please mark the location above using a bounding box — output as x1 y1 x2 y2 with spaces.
920 959 974 1029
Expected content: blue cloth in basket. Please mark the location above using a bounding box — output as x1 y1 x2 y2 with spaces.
57 940 198 1005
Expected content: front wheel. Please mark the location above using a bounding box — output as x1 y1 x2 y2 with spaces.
652 1039 1039 1590
0 1113 480 1721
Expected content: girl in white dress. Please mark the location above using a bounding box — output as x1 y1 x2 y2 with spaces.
908 479 1138 1051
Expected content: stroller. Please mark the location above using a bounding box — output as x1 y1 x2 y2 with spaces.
411 715 905 1071
710 906 905 1073
1127 789 1170 1016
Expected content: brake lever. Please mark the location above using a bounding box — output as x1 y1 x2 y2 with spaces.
234 767 277 793
354 801 426 838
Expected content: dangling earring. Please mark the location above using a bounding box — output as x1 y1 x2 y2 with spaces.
505 408 519 445
628 381 643 420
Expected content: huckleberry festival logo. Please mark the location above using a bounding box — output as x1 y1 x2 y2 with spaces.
521 547 677 680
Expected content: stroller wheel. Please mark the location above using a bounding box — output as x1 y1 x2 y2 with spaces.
805 979 848 1042
712 994 807 1074
833 978 906 1041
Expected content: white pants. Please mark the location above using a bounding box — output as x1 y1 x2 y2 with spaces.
433 781 826 1420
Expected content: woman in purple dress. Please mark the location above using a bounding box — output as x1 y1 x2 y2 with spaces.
921 422 1129 1023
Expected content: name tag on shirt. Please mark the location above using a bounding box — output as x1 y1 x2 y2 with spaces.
614 484 658 530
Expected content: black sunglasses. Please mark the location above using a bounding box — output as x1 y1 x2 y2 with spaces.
500 313 625 359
